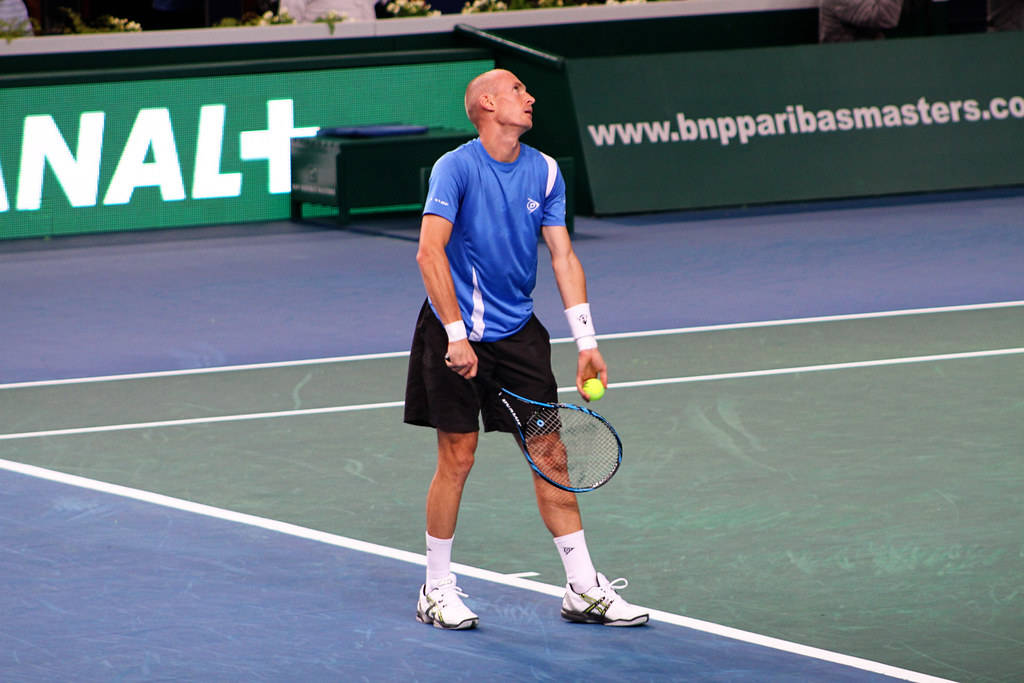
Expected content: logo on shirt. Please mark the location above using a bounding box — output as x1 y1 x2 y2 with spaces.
526 197 540 213
431 197 450 207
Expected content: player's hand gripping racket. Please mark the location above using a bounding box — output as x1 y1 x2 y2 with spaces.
498 388 622 493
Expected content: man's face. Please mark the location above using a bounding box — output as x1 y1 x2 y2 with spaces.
491 73 535 131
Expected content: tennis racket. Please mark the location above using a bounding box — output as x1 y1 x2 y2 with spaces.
498 388 623 493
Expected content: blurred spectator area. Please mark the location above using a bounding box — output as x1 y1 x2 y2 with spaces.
19 0 996 33
26 0 273 31
940 0 990 31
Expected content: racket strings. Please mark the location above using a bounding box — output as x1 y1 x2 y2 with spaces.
522 407 620 489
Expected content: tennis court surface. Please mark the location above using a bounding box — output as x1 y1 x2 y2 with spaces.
1 190 1022 681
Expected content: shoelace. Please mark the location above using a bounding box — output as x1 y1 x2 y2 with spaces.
576 577 629 597
607 577 629 591
432 580 470 605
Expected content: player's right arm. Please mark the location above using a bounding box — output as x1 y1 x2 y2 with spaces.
416 213 477 379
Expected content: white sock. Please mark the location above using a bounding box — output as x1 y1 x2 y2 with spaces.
425 532 453 588
553 529 598 593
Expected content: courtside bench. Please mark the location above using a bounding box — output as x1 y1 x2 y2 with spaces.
291 128 574 232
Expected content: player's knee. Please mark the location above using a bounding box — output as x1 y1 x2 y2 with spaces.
437 431 478 478
438 451 475 481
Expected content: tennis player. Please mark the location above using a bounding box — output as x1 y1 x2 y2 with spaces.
404 68 648 630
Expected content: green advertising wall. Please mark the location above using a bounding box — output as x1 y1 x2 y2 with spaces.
565 31 1024 214
0 59 490 239
5 15 1022 236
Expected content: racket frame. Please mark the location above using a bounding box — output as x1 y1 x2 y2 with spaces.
498 388 623 493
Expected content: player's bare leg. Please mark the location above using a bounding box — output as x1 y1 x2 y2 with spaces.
426 430 478 538
418 429 479 629
528 445 583 537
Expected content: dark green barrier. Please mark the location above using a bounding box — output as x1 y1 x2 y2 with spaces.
0 58 491 239
568 32 1024 214
494 8 818 58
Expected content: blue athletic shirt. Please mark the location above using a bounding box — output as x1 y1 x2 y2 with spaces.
423 138 567 342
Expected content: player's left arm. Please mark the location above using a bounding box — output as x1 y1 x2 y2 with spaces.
542 224 608 400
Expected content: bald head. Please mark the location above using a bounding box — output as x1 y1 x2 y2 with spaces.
464 69 516 127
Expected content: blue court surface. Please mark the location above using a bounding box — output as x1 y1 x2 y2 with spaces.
0 464 927 682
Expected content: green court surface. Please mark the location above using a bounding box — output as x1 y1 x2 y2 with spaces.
2 304 1022 682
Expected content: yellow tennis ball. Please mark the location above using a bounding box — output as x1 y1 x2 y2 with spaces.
583 378 605 401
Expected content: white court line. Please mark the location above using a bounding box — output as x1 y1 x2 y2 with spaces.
2 346 1022 442
0 457 954 683
562 347 1024 393
2 300 1021 390
592 299 1024 342
0 401 405 442
0 350 411 390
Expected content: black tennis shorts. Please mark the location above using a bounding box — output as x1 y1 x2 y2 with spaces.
404 300 558 434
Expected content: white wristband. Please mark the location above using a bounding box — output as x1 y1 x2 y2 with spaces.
565 303 597 351
444 320 468 343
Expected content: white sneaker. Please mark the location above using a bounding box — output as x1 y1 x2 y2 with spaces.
561 572 649 626
416 573 479 630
